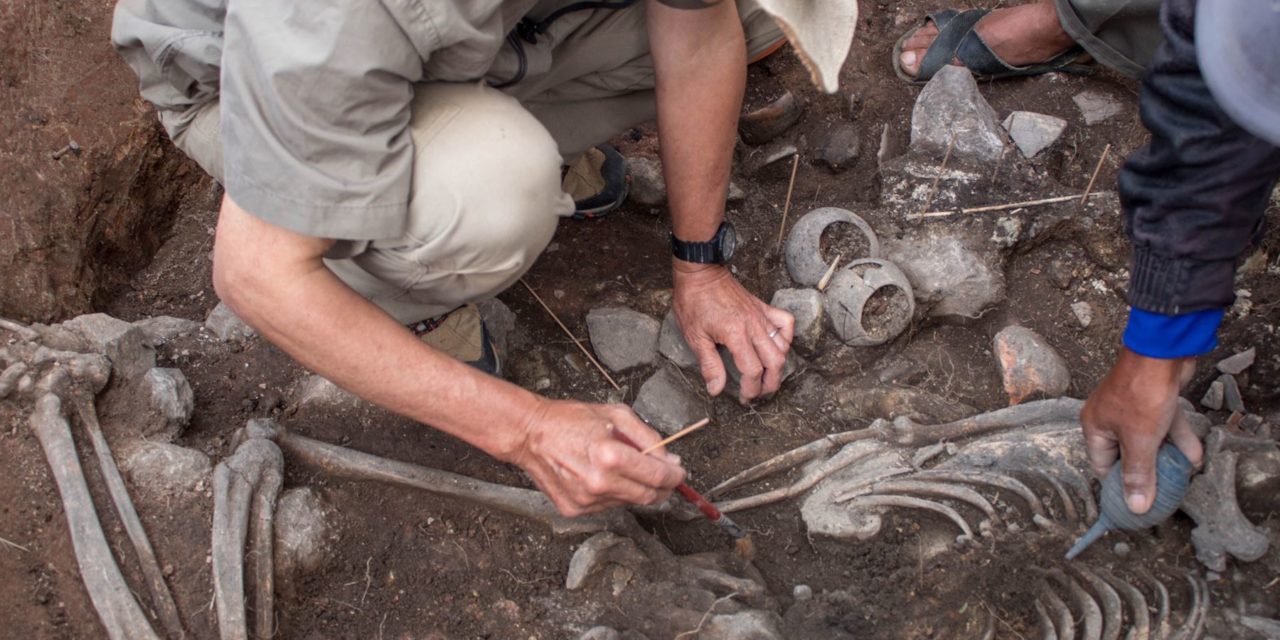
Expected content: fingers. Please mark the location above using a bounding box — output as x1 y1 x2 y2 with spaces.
1118 430 1163 514
724 333 766 402
762 306 795 349
689 333 727 396
1167 410 1204 468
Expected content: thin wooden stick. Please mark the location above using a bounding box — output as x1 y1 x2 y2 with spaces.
816 253 842 292
641 418 711 454
519 279 621 390
0 535 30 552
775 154 801 250
1080 143 1111 204
918 135 956 215
906 191 1114 220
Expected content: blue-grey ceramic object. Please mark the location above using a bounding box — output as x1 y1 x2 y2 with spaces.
1065 443 1194 560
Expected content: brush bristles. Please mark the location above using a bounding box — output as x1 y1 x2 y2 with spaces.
734 536 756 561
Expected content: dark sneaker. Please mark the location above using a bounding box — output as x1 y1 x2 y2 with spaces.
410 304 501 376
562 144 630 220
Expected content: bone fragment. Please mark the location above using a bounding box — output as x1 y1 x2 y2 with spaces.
212 437 283 640
0 362 27 398
1170 573 1208 640
1180 432 1269 571
716 445 878 513
977 605 996 640
911 442 948 469
1049 568 1103 640
842 494 975 541
708 428 875 497
1073 565 1123 640
259 424 619 536
913 469 1047 519
1034 597 1059 640
1039 579 1075 640
1136 568 1171 640
0 316 40 341
1096 568 1149 640
1235 614 1280 639
1035 471 1078 524
838 478 1000 528
879 398 1084 447
29 392 160 640
71 396 186 640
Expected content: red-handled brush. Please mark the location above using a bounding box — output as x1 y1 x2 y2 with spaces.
612 429 756 560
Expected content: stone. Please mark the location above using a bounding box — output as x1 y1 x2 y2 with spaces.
275 487 338 579
727 181 747 203
61 313 156 380
475 298 517 357
633 367 704 435
1001 111 1067 158
1071 301 1094 328
992 326 1071 405
1073 91 1123 125
990 216 1023 249
1219 374 1245 413
1217 348 1256 375
205 302 256 342
586 307 660 373
792 584 813 601
133 316 201 346
1201 380 1225 411
770 289 823 354
742 140 798 176
578 627 622 640
739 91 803 145
883 229 1005 319
565 532 648 590
815 124 861 173
120 441 212 498
143 368 195 440
658 311 699 370
719 345 801 397
294 374 362 411
700 611 784 640
1113 542 1132 558
628 156 666 207
910 66 1008 162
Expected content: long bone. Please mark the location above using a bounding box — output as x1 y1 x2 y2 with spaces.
841 494 975 541
1049 567 1104 640
836 479 1000 530
1136 568 1171 640
245 420 621 536
714 446 884 513
707 427 876 498
1073 565 1124 640
1039 579 1075 640
212 436 283 640
1033 597 1059 640
1096 568 1150 640
29 384 160 640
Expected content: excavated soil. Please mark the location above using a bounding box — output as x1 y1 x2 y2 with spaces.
3 1 1280 638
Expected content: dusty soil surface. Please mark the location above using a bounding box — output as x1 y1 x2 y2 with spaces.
3 1 1279 639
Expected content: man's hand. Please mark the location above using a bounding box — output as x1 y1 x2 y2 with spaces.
507 400 686 517
1081 348 1203 514
673 262 794 403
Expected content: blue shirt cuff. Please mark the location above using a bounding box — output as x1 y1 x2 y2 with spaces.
1123 307 1225 359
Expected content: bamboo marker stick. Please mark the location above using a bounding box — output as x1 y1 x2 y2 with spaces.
775 154 801 250
641 418 711 454
816 253 843 292
906 191 1114 220
520 279 622 391
1080 143 1112 205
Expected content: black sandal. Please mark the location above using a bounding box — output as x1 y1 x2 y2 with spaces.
893 9 1090 85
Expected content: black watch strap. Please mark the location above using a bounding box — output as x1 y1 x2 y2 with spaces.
671 235 720 263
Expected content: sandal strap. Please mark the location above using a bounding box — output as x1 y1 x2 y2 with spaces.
914 8 1089 82
917 9 989 81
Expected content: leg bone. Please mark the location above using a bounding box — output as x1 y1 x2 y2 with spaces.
707 428 875 497
878 398 1084 447
715 446 880 514
212 437 283 640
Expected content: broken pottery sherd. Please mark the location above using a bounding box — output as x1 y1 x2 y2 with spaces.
739 90 804 146
822 259 914 347
993 326 1071 405
784 207 880 287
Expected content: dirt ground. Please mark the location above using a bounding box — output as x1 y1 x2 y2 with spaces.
3 1 1279 639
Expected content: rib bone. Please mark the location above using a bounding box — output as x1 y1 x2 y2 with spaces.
1074 565 1123 640
212 436 283 640
1033 597 1058 640
837 479 999 529
1039 579 1075 640
1136 568 1171 640
29 391 160 640
842 494 975 541
1096 568 1149 640
1035 471 1078 524
1049 568 1103 640
912 470 1047 520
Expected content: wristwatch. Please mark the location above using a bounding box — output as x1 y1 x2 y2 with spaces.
671 222 737 265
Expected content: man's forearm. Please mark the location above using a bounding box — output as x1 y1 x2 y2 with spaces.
213 195 542 461
648 0 746 242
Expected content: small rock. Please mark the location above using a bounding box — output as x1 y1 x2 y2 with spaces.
566 532 647 590
884 228 1005 319
61 313 156 380
1048 259 1074 290
700 610 785 640
275 487 338 578
143 368 195 440
1071 301 1094 328
792 584 813 601
993 326 1071 405
632 367 704 435
578 627 621 640
294 374 362 410
120 441 211 498
727 181 746 203
742 140 798 176
205 302 256 342
910 66 1007 161
769 289 823 354
133 316 201 346
990 216 1023 249
739 91 803 145
1113 542 1132 558
1201 380 1225 411
628 156 666 207
1219 374 1245 413
1073 91 1123 125
815 124 861 173
1217 348 1256 375
1001 111 1067 158
475 298 517 357
586 307 660 373
657 311 699 369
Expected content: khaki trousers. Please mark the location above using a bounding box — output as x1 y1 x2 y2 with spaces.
167 1 782 324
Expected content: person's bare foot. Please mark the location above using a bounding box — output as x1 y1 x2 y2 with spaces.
899 1 1079 77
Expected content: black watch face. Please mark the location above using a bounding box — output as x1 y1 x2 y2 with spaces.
719 224 737 262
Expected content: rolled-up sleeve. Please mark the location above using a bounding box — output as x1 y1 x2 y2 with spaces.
221 0 426 240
